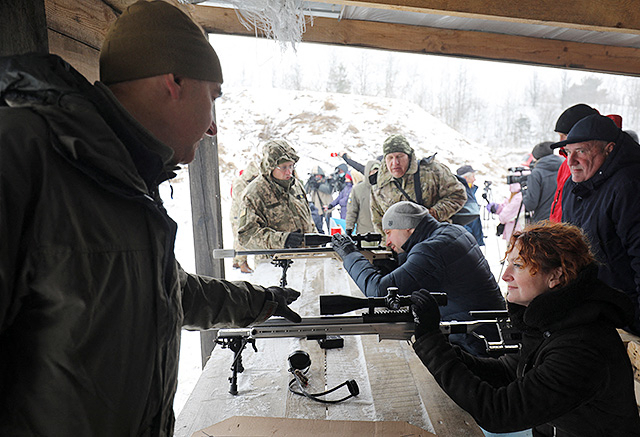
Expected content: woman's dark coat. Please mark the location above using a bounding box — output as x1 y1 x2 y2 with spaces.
413 265 640 436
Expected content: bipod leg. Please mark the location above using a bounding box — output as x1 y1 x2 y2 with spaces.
272 259 293 288
224 337 256 395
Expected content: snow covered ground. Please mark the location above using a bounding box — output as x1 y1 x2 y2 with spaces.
163 87 521 417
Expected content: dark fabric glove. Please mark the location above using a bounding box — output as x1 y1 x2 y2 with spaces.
284 231 304 248
331 233 359 259
266 288 302 323
410 289 442 340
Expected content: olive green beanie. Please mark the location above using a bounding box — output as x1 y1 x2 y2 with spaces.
383 134 413 156
100 0 223 85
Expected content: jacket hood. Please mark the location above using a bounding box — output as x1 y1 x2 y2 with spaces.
509 264 635 332
310 165 325 176
0 54 175 195
260 139 299 175
363 160 380 187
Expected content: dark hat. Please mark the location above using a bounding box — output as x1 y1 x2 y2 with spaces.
551 114 621 149
531 141 554 159
100 0 223 85
383 134 414 156
554 104 599 134
456 165 475 176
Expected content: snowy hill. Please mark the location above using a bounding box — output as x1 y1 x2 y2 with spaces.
214 87 515 200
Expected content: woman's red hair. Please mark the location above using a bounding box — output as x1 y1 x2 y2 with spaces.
505 221 595 287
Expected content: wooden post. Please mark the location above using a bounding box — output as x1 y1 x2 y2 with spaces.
189 120 226 368
0 0 48 56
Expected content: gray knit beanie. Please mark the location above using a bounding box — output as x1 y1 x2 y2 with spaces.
382 201 430 230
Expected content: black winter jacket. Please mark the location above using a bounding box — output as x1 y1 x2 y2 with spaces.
523 154 563 222
413 265 640 436
0 54 277 437
562 131 640 334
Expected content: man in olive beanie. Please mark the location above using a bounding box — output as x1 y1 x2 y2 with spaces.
371 133 466 235
332 201 505 356
0 1 302 436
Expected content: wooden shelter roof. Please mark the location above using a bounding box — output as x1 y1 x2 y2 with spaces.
40 0 640 84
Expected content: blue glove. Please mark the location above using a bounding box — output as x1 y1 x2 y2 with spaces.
331 233 359 259
410 289 441 339
486 202 499 214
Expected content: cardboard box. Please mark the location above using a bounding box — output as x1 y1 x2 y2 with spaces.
192 416 435 437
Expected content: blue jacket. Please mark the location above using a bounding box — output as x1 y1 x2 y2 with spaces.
328 181 353 219
457 177 484 246
562 131 640 334
342 215 505 321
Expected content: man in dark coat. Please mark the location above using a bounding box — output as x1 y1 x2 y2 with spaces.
0 2 300 436
332 201 505 355
553 114 640 335
523 141 563 223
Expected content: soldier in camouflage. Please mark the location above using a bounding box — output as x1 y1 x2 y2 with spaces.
238 140 316 250
230 160 260 273
370 134 466 234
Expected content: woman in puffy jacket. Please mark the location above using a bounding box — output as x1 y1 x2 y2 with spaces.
410 221 640 436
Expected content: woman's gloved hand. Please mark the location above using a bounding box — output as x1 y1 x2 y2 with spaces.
410 289 442 339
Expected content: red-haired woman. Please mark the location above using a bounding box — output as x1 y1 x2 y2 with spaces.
411 221 640 436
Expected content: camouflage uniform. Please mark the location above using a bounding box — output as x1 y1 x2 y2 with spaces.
371 137 466 234
230 160 260 266
238 140 316 249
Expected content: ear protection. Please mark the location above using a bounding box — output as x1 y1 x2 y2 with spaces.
287 350 359 404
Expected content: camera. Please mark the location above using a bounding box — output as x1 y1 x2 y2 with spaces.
506 166 530 187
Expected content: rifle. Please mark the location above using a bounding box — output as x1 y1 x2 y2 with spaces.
215 289 521 395
213 233 395 287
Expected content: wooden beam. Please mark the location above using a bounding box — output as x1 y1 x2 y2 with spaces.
313 0 640 35
0 0 48 56
48 30 100 83
195 6 640 77
44 0 118 51
188 133 226 368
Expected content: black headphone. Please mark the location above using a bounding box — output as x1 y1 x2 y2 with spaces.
287 350 359 404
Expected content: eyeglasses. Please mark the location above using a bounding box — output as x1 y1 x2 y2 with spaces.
276 163 295 173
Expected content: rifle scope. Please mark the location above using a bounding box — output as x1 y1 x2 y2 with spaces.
320 288 447 315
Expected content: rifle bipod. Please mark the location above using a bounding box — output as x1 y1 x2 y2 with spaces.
215 336 257 395
271 258 293 287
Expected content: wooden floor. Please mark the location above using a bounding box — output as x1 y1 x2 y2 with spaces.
174 257 484 437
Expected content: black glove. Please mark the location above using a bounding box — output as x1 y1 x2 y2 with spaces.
284 231 304 248
410 289 442 339
331 233 359 259
266 287 302 323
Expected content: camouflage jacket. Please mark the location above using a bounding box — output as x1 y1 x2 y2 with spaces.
230 160 260 232
371 153 466 233
237 141 315 249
